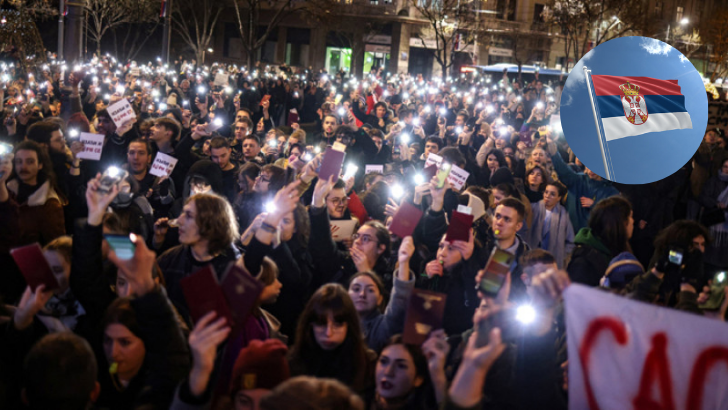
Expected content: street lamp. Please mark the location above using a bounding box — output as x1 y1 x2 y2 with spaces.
666 17 688 43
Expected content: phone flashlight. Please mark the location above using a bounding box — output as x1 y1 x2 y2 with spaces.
401 133 411 144
264 201 277 214
159 103 167 111
343 164 358 179
225 86 233 94
268 140 278 148
314 146 321 154
303 152 313 162
338 107 346 116
413 118 421 126
391 184 405 199
424 105 432 113
515 305 537 325
213 118 223 127
68 129 79 138
439 108 447 116
115 85 125 94
197 86 206 94
536 102 544 110
183 100 189 107
455 127 463 134
414 173 425 185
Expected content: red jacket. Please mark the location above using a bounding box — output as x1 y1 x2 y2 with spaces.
6 179 66 246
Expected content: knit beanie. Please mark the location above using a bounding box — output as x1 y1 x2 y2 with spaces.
229 339 290 394
601 252 644 290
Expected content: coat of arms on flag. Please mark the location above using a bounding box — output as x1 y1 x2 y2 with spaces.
619 82 648 125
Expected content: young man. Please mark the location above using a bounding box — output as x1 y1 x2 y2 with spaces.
209 136 239 204
230 117 254 163
242 134 265 165
127 139 174 218
485 197 531 302
314 114 338 146
6 140 66 246
25 120 70 197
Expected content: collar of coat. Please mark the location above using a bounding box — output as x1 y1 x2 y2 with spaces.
7 178 60 207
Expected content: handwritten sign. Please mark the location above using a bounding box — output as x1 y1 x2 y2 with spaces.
565 284 728 410
425 153 443 168
213 73 229 87
107 99 136 128
149 152 178 177
76 132 104 161
329 219 357 242
365 164 384 174
447 164 469 191
130 68 141 77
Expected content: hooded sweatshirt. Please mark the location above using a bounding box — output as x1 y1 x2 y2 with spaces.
567 228 613 287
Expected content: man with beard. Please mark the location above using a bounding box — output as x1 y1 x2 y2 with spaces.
230 117 254 163
126 139 175 219
25 121 71 198
6 140 66 246
313 114 338 147
209 136 239 204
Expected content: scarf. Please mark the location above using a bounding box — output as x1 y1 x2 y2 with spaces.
526 201 575 268
37 289 86 333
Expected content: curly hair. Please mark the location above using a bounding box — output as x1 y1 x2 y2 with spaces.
187 192 240 255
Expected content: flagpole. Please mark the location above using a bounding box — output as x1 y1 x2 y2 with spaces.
583 66 613 181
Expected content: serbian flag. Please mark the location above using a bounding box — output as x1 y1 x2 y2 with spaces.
591 75 692 141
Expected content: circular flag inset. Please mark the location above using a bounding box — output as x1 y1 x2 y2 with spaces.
560 36 708 184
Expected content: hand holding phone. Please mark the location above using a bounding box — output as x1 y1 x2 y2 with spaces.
477 248 516 298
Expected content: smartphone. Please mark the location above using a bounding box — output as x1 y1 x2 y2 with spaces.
260 94 271 106
435 163 452 189
699 271 728 310
104 234 136 260
98 167 128 194
477 248 516 298
668 248 684 265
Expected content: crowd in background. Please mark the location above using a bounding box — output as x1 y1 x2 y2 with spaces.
0 53 727 410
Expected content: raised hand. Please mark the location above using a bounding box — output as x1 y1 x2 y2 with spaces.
450 229 475 261
86 173 120 226
13 285 54 330
107 233 157 297
312 175 336 208
425 259 444 278
187 311 231 396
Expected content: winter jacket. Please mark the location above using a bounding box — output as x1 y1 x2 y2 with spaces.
566 228 613 287
7 178 66 246
550 152 619 231
360 274 415 352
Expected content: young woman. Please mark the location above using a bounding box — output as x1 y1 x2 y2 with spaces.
369 333 449 410
288 284 378 396
98 293 189 408
526 181 574 268
478 149 507 187
348 236 416 352
524 164 549 204
567 196 634 287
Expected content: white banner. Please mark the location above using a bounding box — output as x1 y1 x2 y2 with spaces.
565 284 728 410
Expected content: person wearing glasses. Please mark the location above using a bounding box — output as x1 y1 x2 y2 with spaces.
525 181 574 269
308 175 392 288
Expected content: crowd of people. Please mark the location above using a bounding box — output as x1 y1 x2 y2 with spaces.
0 53 726 410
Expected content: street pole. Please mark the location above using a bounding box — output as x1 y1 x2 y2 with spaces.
64 1 85 64
665 23 670 43
58 0 65 59
161 0 173 64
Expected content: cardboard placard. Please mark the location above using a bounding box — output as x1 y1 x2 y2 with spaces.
107 99 136 128
447 164 470 191
389 202 423 238
130 67 141 77
402 289 447 345
76 132 105 161
149 152 178 177
213 73 229 87
330 219 357 242
365 164 384 174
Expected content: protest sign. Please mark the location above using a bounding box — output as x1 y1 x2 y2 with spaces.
447 164 469 190
107 99 136 128
565 284 728 410
214 73 229 87
76 132 104 161
329 220 357 242
425 153 443 168
365 164 384 174
149 152 178 177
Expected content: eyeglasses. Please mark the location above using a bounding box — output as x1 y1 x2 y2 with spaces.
352 233 378 245
328 197 349 206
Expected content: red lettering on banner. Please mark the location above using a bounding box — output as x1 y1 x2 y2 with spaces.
686 346 728 409
579 317 628 410
632 333 676 410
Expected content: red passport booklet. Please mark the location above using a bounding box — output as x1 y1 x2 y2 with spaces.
445 211 474 243
402 289 447 345
10 243 60 292
389 201 423 238
318 147 345 183
220 262 264 328
180 266 233 325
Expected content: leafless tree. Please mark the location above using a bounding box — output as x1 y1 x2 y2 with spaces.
171 0 224 63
